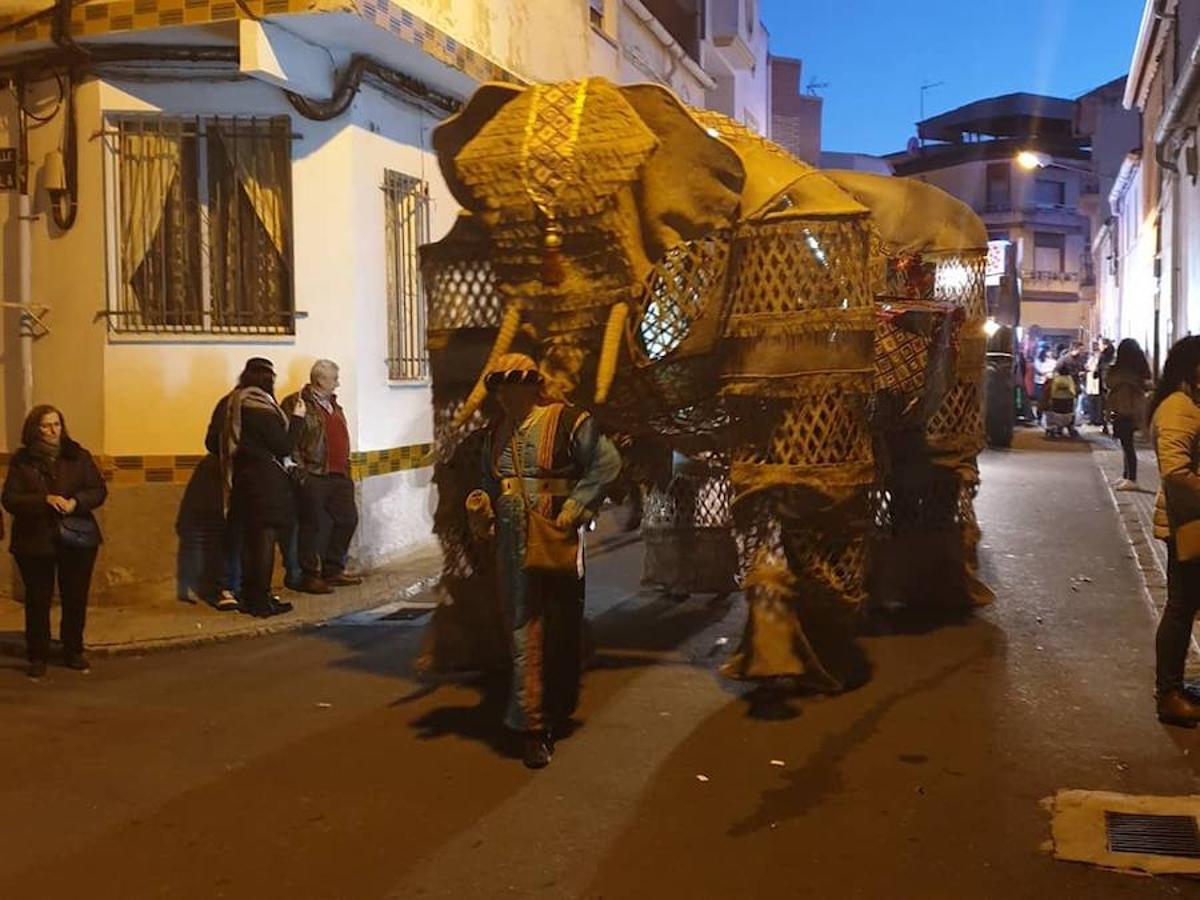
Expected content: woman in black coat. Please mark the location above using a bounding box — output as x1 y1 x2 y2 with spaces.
2 405 107 678
217 361 305 617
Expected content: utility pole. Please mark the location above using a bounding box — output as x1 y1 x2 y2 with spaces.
919 80 944 147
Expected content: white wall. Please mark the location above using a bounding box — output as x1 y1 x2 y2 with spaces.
617 6 709 105
400 0 615 82
95 78 457 456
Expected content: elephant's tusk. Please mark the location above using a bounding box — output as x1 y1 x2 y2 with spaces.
453 303 523 427
594 301 629 404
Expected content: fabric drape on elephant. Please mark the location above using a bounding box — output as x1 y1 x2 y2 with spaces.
119 120 202 328
207 117 293 330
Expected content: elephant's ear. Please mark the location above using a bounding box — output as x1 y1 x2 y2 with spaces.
620 84 746 260
432 82 524 211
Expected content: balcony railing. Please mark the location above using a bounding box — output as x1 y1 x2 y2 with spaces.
1022 270 1080 286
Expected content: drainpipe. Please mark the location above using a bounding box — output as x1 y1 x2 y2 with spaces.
15 76 33 415
623 0 716 92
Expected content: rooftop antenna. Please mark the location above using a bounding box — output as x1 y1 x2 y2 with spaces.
805 78 830 96
919 80 945 147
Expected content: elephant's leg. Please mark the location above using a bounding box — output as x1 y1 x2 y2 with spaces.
722 495 866 693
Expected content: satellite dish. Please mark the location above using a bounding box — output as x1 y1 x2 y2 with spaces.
906 136 921 155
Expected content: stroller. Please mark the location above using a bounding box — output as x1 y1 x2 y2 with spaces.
1043 372 1079 438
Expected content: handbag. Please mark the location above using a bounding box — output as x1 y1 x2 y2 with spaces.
510 434 578 574
57 514 101 550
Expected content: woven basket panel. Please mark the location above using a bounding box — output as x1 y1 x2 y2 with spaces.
781 526 867 607
934 254 987 320
643 466 733 530
726 220 872 323
926 381 985 454
635 234 731 362
732 392 872 469
423 256 503 332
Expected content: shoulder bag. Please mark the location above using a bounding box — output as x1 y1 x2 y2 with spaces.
510 433 579 574
57 514 101 550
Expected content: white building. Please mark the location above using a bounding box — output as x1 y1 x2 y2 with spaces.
0 0 770 604
1124 0 1200 372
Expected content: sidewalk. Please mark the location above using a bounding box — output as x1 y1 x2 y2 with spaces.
0 539 443 658
1086 426 1200 667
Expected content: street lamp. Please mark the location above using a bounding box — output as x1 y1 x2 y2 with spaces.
1015 150 1093 176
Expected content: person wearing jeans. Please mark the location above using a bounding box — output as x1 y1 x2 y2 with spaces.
282 360 362 594
1150 336 1200 726
2 405 107 678
1106 338 1151 492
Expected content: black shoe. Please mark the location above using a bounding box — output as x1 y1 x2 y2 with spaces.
298 575 334 595
523 733 552 769
268 597 294 615
1157 689 1200 727
242 599 276 618
27 660 46 679
63 653 90 672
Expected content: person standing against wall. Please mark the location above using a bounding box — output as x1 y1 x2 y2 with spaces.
3 405 107 677
213 358 305 618
282 360 362 594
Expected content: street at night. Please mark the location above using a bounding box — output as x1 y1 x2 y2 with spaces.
2 432 1196 899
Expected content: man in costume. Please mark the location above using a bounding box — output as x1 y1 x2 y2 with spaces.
467 353 621 769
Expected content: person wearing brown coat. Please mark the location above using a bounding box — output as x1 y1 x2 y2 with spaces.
1150 336 1200 726
2 405 107 678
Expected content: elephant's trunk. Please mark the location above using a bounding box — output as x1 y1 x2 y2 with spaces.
453 303 522 427
594 301 629 404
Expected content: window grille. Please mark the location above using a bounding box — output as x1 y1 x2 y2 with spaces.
384 170 431 381
104 116 296 335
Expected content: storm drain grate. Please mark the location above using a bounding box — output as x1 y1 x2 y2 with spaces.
1105 812 1200 858
380 607 433 622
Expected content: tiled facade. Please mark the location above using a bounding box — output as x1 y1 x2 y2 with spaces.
0 0 522 85
0 443 435 485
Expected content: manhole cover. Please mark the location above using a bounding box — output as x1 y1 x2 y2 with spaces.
1106 812 1200 859
380 607 432 622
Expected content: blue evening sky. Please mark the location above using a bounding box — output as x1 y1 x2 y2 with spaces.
761 0 1146 156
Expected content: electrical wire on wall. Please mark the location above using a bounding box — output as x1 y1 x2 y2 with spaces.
48 67 78 231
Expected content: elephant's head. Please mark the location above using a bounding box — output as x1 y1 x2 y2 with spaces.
425 78 746 426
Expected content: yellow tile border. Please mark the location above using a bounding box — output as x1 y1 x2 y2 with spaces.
0 0 524 87
0 442 435 485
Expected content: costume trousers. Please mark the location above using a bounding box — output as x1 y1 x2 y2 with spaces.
298 474 358 577
496 495 584 733
17 547 98 661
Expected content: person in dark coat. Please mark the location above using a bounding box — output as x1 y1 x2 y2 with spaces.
2 405 107 678
209 358 305 617
205 358 302 610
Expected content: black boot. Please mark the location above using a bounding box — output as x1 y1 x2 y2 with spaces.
522 732 552 769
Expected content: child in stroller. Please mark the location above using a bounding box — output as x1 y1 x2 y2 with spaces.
1044 362 1079 438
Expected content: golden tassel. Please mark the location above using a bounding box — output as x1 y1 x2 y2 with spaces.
594 301 629 404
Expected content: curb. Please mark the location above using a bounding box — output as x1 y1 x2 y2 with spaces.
0 559 443 660
0 523 646 659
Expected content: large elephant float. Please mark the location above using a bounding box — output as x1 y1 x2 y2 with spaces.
416 78 994 691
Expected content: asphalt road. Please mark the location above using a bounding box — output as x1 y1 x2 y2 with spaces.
2 432 1199 899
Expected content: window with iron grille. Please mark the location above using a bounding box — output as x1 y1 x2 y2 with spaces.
384 170 431 381
104 115 295 335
